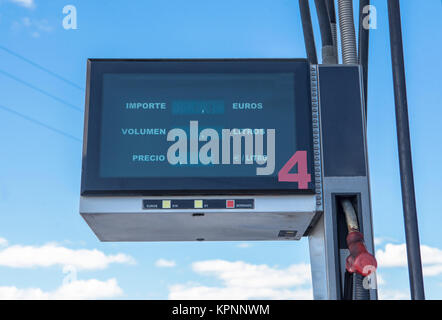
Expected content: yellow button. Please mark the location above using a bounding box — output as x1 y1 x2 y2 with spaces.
194 200 203 209
162 200 171 209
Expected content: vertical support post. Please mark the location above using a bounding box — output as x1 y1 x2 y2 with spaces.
310 65 377 300
387 0 425 300
299 0 318 64
326 0 339 62
314 0 338 64
309 214 335 299
358 0 370 117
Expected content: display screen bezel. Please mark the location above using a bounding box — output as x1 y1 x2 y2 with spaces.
81 59 315 196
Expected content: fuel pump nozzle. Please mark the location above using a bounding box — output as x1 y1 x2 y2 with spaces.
341 199 377 277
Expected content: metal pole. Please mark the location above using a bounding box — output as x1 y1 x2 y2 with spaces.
358 0 370 117
314 0 337 64
299 0 318 64
326 0 339 62
387 0 425 300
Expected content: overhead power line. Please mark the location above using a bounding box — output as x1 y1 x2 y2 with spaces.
0 69 82 112
0 45 84 91
0 104 81 142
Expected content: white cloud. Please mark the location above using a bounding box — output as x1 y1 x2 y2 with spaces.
50 278 123 300
169 260 312 300
376 273 385 286
193 260 311 288
0 238 8 247
155 259 176 268
423 265 442 277
0 242 135 271
169 284 312 300
376 243 407 267
376 243 442 276
374 237 399 246
33 19 52 32
9 16 52 38
0 238 130 300
0 278 123 300
10 0 35 9
374 238 382 246
375 273 409 300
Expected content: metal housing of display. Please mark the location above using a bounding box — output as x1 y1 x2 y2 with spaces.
80 59 376 299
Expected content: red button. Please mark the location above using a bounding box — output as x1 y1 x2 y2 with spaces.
226 200 235 208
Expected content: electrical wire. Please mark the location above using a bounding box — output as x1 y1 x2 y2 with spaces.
0 104 81 142
314 0 337 64
298 0 318 64
0 46 84 91
326 0 337 24
0 69 82 112
326 0 339 62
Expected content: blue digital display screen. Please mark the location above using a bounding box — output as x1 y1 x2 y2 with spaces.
172 100 225 115
99 73 297 178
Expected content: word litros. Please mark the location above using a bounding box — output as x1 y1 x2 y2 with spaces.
166 121 275 176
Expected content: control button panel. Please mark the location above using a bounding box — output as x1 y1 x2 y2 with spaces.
142 199 254 210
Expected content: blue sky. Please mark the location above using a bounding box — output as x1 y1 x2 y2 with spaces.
0 0 441 299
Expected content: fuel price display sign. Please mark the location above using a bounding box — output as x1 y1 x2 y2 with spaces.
81 59 314 195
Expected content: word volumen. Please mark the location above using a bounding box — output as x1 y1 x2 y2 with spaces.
166 121 275 175
121 128 166 135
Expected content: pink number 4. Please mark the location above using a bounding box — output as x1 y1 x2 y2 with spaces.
278 151 311 189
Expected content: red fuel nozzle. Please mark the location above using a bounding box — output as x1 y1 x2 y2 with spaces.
346 231 377 277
